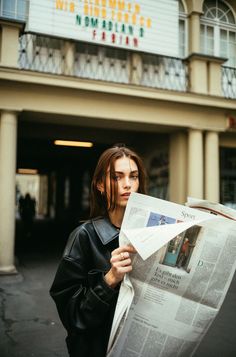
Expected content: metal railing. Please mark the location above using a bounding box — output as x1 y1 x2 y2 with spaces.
73 42 130 84
140 53 188 92
222 66 236 99
18 33 189 92
19 34 65 74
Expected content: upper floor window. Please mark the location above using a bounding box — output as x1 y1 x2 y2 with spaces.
0 0 28 22
179 0 187 58
200 0 236 67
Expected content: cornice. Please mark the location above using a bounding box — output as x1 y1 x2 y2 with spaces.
0 67 236 111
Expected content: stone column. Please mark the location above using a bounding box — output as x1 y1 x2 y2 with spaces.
169 132 188 204
205 131 219 202
188 12 201 54
188 129 204 199
0 111 18 274
188 10 206 95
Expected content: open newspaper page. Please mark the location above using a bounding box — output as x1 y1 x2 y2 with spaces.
107 193 236 357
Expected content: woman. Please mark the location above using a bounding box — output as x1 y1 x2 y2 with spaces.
50 144 147 357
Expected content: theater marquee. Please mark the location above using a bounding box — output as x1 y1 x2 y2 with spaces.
26 0 179 57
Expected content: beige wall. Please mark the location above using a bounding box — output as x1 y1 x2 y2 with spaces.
0 74 235 131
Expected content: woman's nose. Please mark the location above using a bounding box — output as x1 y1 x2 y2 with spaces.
123 176 131 188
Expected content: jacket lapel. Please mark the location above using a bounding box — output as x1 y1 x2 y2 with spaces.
92 217 119 245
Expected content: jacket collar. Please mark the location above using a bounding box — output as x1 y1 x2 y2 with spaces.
92 216 119 245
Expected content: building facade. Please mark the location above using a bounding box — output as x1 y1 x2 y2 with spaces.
0 0 236 273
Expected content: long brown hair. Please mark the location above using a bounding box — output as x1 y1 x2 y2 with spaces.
90 145 147 217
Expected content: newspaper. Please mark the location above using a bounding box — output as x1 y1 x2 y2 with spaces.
186 197 236 220
107 193 236 357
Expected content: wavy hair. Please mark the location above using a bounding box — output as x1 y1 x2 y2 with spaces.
90 145 147 217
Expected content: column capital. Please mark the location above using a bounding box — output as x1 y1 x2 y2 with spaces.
187 53 227 64
0 18 24 30
185 0 204 14
0 109 21 117
188 127 203 133
187 10 203 17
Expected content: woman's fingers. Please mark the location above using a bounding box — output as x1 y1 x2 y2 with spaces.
111 245 136 257
111 251 129 263
105 244 136 288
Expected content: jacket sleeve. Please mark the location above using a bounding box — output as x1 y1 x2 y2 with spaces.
49 226 119 332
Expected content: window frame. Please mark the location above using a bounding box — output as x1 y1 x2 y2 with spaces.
178 0 188 58
200 0 236 67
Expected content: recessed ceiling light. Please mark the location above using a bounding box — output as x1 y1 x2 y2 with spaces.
54 140 93 148
17 168 38 174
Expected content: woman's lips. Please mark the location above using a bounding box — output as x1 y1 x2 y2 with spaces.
121 193 131 197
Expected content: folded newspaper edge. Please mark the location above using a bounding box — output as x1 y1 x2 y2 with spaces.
122 218 216 261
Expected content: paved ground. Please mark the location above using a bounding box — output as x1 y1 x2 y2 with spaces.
0 220 236 356
0 253 68 357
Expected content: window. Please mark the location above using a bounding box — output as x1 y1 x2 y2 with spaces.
179 0 187 58
200 0 236 67
0 0 28 21
220 147 236 209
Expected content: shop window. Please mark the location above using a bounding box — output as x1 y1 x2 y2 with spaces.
220 147 236 209
148 151 169 201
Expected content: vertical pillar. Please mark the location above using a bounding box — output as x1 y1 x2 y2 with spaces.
0 111 18 274
25 33 34 70
63 41 75 76
188 129 204 199
0 22 22 67
169 132 188 204
188 12 201 53
188 11 207 95
205 131 219 202
188 55 208 94
130 53 143 85
208 59 226 96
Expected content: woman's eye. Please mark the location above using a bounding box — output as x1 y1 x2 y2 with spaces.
130 175 139 180
113 175 121 181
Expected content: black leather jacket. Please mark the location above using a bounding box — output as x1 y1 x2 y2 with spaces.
50 217 120 357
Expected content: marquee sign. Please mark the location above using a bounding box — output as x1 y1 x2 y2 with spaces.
26 0 179 57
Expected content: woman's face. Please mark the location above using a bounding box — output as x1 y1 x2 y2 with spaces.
105 156 139 210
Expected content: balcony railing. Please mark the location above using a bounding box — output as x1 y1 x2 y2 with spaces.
18 33 189 93
140 53 188 92
222 66 236 99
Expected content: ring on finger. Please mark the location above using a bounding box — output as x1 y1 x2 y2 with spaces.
120 252 125 260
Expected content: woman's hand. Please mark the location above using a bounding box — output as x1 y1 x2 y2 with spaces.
104 245 136 288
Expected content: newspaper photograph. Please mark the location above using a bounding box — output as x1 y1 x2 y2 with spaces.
107 193 236 357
